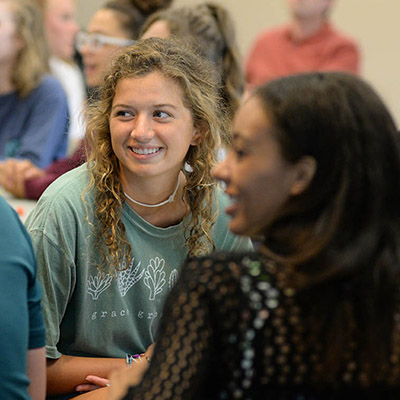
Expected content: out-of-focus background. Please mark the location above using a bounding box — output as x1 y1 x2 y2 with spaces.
76 0 400 127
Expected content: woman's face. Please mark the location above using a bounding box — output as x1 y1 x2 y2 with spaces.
80 8 130 88
109 72 199 183
213 95 303 237
0 2 22 65
44 0 79 60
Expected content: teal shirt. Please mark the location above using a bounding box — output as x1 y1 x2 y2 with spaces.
0 196 45 399
25 164 252 359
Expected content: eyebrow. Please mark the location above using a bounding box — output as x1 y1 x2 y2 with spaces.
232 132 253 146
232 132 247 142
153 103 179 110
112 103 179 110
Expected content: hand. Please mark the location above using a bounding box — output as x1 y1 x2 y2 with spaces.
0 159 44 198
144 342 155 360
75 375 110 392
108 353 152 400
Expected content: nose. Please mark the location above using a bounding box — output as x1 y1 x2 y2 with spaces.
79 40 92 57
131 114 154 142
212 156 230 185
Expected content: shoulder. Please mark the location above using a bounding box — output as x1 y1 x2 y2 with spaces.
323 23 360 49
43 164 90 197
0 196 28 239
25 164 92 230
38 74 65 90
0 196 35 270
50 58 86 93
30 75 68 103
183 251 275 286
252 25 288 45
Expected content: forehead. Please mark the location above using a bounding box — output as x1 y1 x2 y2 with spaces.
141 20 170 39
46 0 75 13
113 72 185 103
234 96 271 139
0 1 13 15
88 8 127 37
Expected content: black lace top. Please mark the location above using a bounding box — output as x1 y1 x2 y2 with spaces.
122 252 400 399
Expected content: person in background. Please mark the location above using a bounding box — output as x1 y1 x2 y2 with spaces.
141 2 244 147
25 37 252 399
0 0 172 200
35 0 86 154
103 71 400 399
0 196 46 399
245 0 360 90
0 0 69 168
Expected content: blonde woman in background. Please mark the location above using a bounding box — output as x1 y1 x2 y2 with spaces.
0 0 69 169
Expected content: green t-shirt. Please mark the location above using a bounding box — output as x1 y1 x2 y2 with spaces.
25 164 252 359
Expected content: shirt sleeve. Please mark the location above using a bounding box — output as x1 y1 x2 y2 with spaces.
0 198 45 396
26 207 76 359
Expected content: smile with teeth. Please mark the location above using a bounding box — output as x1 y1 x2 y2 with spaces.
130 147 161 155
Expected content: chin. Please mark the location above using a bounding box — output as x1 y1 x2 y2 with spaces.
229 219 251 237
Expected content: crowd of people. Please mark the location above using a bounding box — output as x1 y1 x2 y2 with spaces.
1 1 400 399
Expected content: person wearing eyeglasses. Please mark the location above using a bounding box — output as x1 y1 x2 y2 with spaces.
77 1 144 89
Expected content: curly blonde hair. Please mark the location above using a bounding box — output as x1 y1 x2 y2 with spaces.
4 0 50 97
85 37 226 274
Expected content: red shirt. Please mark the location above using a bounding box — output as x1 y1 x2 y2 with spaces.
246 22 360 88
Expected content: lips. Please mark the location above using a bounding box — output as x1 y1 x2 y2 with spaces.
130 147 161 155
224 194 239 217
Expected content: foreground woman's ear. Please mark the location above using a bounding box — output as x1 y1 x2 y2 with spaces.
290 156 317 196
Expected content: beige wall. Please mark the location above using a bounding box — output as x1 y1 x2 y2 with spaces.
76 0 400 127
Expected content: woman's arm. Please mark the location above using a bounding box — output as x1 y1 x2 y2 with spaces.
46 354 127 396
27 347 46 400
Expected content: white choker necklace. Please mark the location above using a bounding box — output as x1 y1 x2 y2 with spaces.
124 175 181 208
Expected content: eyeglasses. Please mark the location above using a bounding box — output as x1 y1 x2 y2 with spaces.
76 31 135 52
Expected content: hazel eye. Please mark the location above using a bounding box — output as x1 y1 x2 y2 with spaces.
153 110 170 119
116 110 132 117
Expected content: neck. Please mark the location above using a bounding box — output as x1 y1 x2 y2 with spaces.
123 174 181 209
290 17 326 42
123 173 189 228
0 62 15 95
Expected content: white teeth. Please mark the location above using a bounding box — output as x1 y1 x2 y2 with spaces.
131 147 160 155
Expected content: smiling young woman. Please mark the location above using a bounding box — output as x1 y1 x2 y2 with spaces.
25 37 252 399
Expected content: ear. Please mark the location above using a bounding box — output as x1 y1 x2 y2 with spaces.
15 35 25 52
190 125 204 146
290 156 316 196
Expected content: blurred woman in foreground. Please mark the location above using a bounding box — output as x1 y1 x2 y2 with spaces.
107 71 400 399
